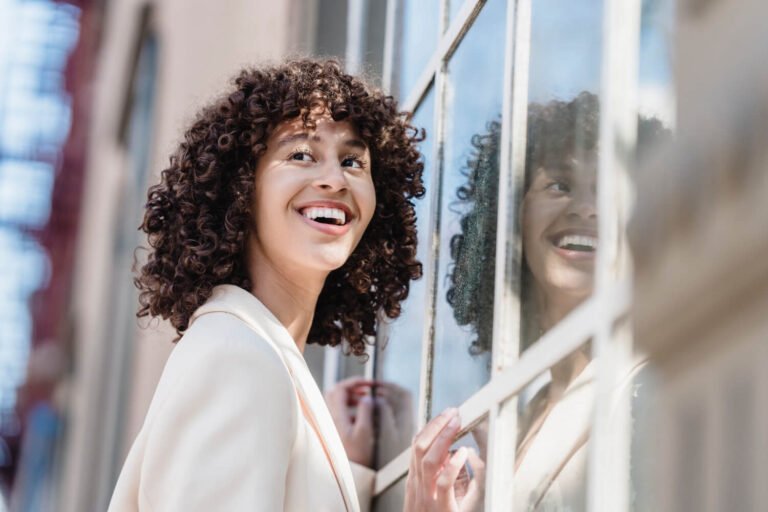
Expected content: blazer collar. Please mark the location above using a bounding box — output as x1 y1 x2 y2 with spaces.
190 284 359 512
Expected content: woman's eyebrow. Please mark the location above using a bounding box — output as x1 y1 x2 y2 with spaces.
275 132 368 151
275 132 314 148
343 138 368 151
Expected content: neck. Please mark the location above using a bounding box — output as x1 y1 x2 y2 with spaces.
548 348 591 399
534 285 592 395
247 241 327 352
535 285 589 333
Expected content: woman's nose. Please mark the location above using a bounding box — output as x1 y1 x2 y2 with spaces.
313 161 349 192
565 187 597 220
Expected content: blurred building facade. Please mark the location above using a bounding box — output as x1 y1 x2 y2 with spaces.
6 1 358 510
631 0 768 509
2 0 765 511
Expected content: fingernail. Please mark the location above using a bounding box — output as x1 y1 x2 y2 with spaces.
448 416 461 429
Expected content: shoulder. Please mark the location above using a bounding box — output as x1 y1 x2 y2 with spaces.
176 311 285 370
146 311 296 422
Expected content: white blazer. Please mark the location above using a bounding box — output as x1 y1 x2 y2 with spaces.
108 284 374 512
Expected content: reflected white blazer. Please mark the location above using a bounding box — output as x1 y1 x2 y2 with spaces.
108 284 374 512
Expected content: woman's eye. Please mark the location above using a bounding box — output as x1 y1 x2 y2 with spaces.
341 157 364 169
289 151 314 162
546 180 570 193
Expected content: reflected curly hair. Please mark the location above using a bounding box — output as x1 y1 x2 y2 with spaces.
136 59 425 357
446 120 501 356
447 92 671 354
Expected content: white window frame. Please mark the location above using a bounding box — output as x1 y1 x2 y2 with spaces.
340 0 646 509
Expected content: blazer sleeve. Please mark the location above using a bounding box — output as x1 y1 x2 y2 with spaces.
137 318 298 511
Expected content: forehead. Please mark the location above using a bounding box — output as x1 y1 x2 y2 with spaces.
268 112 363 144
533 152 598 177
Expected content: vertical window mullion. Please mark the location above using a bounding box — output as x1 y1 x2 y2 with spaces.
344 0 368 74
588 0 642 511
484 1 530 509
413 0 454 430
381 0 399 94
415 58 448 431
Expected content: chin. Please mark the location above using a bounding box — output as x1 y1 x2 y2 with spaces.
304 248 355 273
551 278 594 299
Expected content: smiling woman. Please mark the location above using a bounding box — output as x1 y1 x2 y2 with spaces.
107 59 425 512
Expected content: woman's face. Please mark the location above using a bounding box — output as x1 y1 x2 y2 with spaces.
249 112 376 275
521 153 598 300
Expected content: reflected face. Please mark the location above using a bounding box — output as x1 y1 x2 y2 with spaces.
249 113 376 275
521 153 598 299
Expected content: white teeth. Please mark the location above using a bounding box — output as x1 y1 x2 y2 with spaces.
556 235 597 250
301 206 346 225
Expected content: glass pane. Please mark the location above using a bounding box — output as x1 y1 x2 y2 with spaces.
636 0 675 171
638 0 675 131
431 0 506 417
374 89 436 468
363 0 387 84
393 0 440 100
512 342 593 511
447 0 465 25
520 0 603 349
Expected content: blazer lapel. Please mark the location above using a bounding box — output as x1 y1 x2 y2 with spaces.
191 285 360 512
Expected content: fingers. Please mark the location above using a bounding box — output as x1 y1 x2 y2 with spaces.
352 394 375 436
421 412 461 475
325 377 374 427
412 409 461 500
435 447 469 508
466 448 485 482
411 408 460 461
460 448 486 512
377 395 397 435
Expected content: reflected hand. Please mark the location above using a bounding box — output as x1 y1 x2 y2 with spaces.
404 409 485 512
324 377 376 468
375 381 415 460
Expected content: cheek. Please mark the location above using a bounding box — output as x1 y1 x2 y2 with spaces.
358 179 377 228
522 197 545 248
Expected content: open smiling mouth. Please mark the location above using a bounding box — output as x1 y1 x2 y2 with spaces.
299 206 350 226
554 234 598 253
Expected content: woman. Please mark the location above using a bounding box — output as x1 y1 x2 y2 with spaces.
107 59 425 512
405 92 667 511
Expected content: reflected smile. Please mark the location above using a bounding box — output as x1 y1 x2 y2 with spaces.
554 234 597 253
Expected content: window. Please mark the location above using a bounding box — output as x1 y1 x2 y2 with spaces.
334 0 675 509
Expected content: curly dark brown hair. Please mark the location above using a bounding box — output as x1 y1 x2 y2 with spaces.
136 59 425 357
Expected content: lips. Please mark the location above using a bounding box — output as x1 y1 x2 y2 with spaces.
549 230 598 260
295 200 354 236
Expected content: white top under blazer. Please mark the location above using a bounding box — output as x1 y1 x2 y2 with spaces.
108 284 374 512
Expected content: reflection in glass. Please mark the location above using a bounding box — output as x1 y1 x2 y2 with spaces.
374 89 436 468
522 0 604 349
513 344 594 512
528 0 603 103
638 0 675 130
430 0 506 418
392 0 440 100
520 93 601 348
